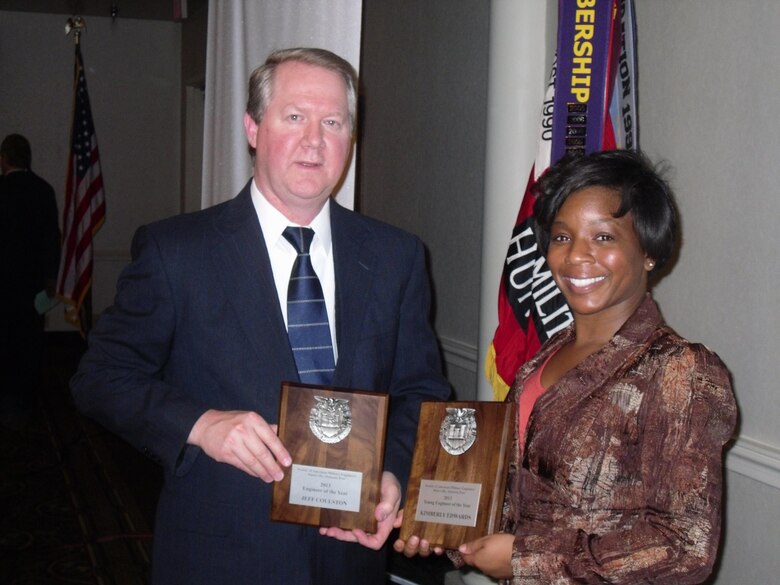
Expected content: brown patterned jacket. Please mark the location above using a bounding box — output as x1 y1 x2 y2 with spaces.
499 294 737 584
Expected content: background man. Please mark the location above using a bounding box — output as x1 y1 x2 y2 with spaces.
0 134 60 429
71 48 451 584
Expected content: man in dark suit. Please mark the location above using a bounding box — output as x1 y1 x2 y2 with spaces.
0 134 60 428
71 48 451 583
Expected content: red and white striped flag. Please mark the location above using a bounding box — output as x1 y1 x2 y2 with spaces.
56 44 106 334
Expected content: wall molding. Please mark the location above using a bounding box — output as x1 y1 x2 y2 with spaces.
440 335 480 373
726 435 780 491
439 335 780 491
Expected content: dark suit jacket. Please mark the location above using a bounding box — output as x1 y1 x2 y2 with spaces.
0 169 60 315
71 182 451 584
0 170 60 387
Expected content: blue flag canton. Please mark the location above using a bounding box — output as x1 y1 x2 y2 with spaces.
72 51 98 182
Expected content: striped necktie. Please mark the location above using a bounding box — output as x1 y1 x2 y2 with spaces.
282 226 335 385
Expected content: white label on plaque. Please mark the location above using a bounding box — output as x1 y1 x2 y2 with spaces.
289 464 362 512
414 479 481 527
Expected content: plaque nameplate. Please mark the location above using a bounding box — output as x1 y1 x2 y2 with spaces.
399 401 514 549
289 464 362 512
414 479 481 527
271 382 388 532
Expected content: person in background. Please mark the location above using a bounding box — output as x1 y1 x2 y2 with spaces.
71 48 451 584
0 133 60 428
396 149 737 585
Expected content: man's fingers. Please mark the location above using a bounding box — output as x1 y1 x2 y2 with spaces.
193 410 291 480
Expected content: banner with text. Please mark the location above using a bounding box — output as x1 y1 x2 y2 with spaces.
486 0 638 400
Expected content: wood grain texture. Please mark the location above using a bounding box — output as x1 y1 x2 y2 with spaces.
400 401 514 549
271 382 388 532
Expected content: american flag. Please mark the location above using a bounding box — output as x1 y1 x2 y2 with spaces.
56 44 106 334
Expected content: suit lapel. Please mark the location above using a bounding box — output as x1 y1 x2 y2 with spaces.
330 201 375 387
209 183 298 378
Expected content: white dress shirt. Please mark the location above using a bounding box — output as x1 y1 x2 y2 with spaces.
250 181 338 361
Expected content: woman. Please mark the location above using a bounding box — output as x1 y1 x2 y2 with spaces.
395 150 737 584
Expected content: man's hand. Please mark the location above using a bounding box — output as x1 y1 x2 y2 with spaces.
188 409 291 482
393 513 445 558
319 471 403 549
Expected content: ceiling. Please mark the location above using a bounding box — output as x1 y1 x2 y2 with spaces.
0 0 202 21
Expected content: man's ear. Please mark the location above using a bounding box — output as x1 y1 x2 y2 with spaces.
243 112 258 149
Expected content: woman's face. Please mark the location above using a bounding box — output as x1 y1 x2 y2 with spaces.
546 186 654 324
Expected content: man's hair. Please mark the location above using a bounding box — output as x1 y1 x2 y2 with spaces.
533 149 679 276
246 47 358 131
1 134 32 169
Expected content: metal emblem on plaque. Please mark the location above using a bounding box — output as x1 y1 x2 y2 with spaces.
309 396 352 444
439 408 477 455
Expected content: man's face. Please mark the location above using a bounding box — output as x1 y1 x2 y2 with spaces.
244 61 352 220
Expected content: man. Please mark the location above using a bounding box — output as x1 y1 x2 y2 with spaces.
0 134 60 427
71 48 451 584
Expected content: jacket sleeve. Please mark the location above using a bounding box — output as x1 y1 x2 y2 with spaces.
508 344 737 584
70 225 208 474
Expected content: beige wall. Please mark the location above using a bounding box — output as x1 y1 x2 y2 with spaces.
635 1 780 582
359 0 491 399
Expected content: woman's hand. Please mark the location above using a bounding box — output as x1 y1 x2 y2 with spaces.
458 533 515 579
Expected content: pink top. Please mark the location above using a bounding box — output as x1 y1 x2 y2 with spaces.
518 353 554 453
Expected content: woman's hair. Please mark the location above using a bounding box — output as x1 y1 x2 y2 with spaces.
533 149 678 274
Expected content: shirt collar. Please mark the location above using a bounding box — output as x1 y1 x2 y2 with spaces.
250 179 332 253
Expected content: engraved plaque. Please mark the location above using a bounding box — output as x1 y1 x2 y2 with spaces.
271 382 388 532
399 401 514 549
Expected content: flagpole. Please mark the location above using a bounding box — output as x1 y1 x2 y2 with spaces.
63 14 87 336
65 15 86 46
57 14 106 337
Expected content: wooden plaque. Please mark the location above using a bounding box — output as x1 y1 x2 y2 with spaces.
399 401 514 549
271 382 388 532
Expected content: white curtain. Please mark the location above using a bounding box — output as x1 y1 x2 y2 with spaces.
202 0 363 210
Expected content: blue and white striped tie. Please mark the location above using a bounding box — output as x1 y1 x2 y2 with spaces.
282 226 335 385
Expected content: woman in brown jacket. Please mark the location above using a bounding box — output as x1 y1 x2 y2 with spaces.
396 150 738 584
